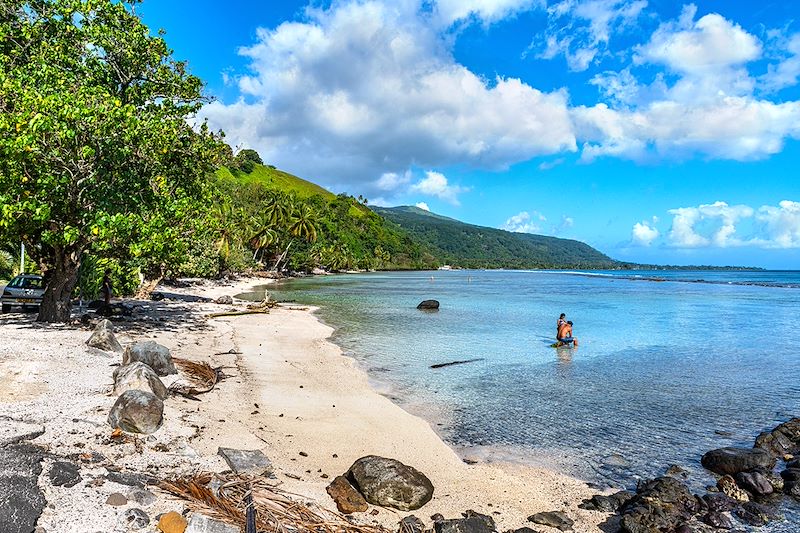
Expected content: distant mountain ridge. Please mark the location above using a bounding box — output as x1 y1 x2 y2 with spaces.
372 206 619 269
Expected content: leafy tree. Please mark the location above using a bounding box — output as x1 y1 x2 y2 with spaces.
0 0 224 321
232 148 263 173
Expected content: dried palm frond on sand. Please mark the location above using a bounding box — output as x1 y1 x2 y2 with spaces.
169 358 226 399
160 473 390 533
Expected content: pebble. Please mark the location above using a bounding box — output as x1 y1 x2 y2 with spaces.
128 488 158 506
122 508 150 530
106 492 128 506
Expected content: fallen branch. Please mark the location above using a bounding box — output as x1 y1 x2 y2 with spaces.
207 309 269 318
430 358 483 369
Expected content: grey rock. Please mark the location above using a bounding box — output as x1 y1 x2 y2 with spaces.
112 362 168 400
107 390 164 434
702 512 734 529
700 447 774 476
787 482 800 500
185 513 240 533
214 295 234 305
123 341 177 376
619 477 699 533
86 319 122 352
128 488 157 507
0 418 45 446
527 511 573 531
347 455 434 511
434 510 496 533
735 470 773 496
753 418 800 458
504 528 539 533
48 461 81 487
702 493 739 513
106 470 157 488
122 508 149 530
106 492 128 506
780 467 800 483
734 501 781 526
417 300 440 310
578 491 633 512
0 443 46 533
399 515 426 533
217 447 273 476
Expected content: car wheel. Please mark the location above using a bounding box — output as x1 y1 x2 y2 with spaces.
1 304 10 313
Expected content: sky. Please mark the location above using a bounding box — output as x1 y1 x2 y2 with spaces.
136 0 800 269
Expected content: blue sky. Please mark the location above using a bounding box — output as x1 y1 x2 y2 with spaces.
137 0 800 268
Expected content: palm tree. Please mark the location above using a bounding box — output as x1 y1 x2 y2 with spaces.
265 194 293 227
288 204 318 243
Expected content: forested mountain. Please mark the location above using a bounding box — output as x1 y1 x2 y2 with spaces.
372 206 619 269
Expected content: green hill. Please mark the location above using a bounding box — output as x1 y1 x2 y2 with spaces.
372 206 619 269
216 165 334 200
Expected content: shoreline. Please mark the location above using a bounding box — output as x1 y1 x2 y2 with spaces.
0 276 607 532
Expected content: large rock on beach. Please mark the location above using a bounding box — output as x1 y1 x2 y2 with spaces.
217 447 273 476
123 341 177 376
113 362 168 399
619 477 699 533
735 470 774 496
86 319 123 352
416 300 440 310
754 418 800 458
528 511 573 531
0 442 46 533
700 447 773 476
107 390 164 434
433 510 496 533
326 475 368 514
346 455 434 511
578 491 634 513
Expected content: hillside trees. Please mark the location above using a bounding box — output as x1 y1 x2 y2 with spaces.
0 0 224 321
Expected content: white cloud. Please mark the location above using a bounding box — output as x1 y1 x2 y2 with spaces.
538 158 565 170
665 200 800 249
374 171 412 191
762 33 800 92
631 217 659 246
502 211 542 233
201 0 575 194
434 0 541 27
535 0 648 71
410 170 469 205
415 202 431 211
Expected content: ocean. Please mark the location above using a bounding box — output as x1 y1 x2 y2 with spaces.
240 269 800 529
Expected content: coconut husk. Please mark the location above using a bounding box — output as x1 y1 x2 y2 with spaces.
169 358 224 398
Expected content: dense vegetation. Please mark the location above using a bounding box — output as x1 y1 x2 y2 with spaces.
372 206 619 269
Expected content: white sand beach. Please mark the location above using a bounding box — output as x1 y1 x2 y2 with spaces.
0 277 608 533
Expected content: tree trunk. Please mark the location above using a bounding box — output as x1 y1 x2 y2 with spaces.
271 240 293 272
37 247 81 323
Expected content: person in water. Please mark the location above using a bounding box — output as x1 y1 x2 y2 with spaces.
557 313 567 333
557 320 578 346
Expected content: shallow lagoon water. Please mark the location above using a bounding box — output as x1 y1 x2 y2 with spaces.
246 269 800 529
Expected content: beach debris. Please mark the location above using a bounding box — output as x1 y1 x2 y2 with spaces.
106 492 128 506
217 448 273 477
327 476 369 514
416 300 439 310
206 297 278 318
398 515 426 533
160 472 391 533
123 508 150 530
124 341 178 376
701 447 774 476
86 319 123 352
113 362 169 399
186 513 239 533
214 295 234 305
107 390 164 434
527 511 573 532
346 455 434 511
157 511 188 533
433 510 496 533
430 358 483 369
48 461 82 488
170 358 225 399
0 442 46 533
214 349 242 356
618 477 698 533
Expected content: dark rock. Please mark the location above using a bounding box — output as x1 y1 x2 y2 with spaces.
214 295 234 305
86 319 122 352
326 475 368 514
753 418 800 458
106 492 128 506
105 470 156 488
435 510 496 533
780 467 800 482
578 491 633 512
107 390 164 434
505 528 539 533
700 447 773 476
527 511 573 531
123 341 177 376
786 482 800 500
0 443 46 533
619 477 699 533
417 300 440 310
431 513 445 522
150 292 165 301
702 512 734 529
122 508 149 529
665 464 689 478
734 501 780 526
48 461 81 487
398 515 426 533
702 493 739 513
113 362 168 400
347 455 434 511
787 458 799 468
217 447 273 476
735 470 773 496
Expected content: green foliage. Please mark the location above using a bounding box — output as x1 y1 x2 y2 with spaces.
373 206 619 269
77 254 139 300
232 148 263 173
0 0 225 320
216 165 334 199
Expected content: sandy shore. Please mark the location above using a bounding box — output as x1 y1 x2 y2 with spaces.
0 277 608 533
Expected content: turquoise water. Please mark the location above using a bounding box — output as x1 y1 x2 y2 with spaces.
242 270 800 527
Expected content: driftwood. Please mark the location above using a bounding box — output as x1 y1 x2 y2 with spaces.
430 358 483 369
207 309 269 318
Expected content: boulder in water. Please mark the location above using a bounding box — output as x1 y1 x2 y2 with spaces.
107 390 164 434
416 300 439 310
113 362 168 400
347 455 433 511
700 447 773 476
123 341 176 376
619 477 698 533
735 470 773 496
